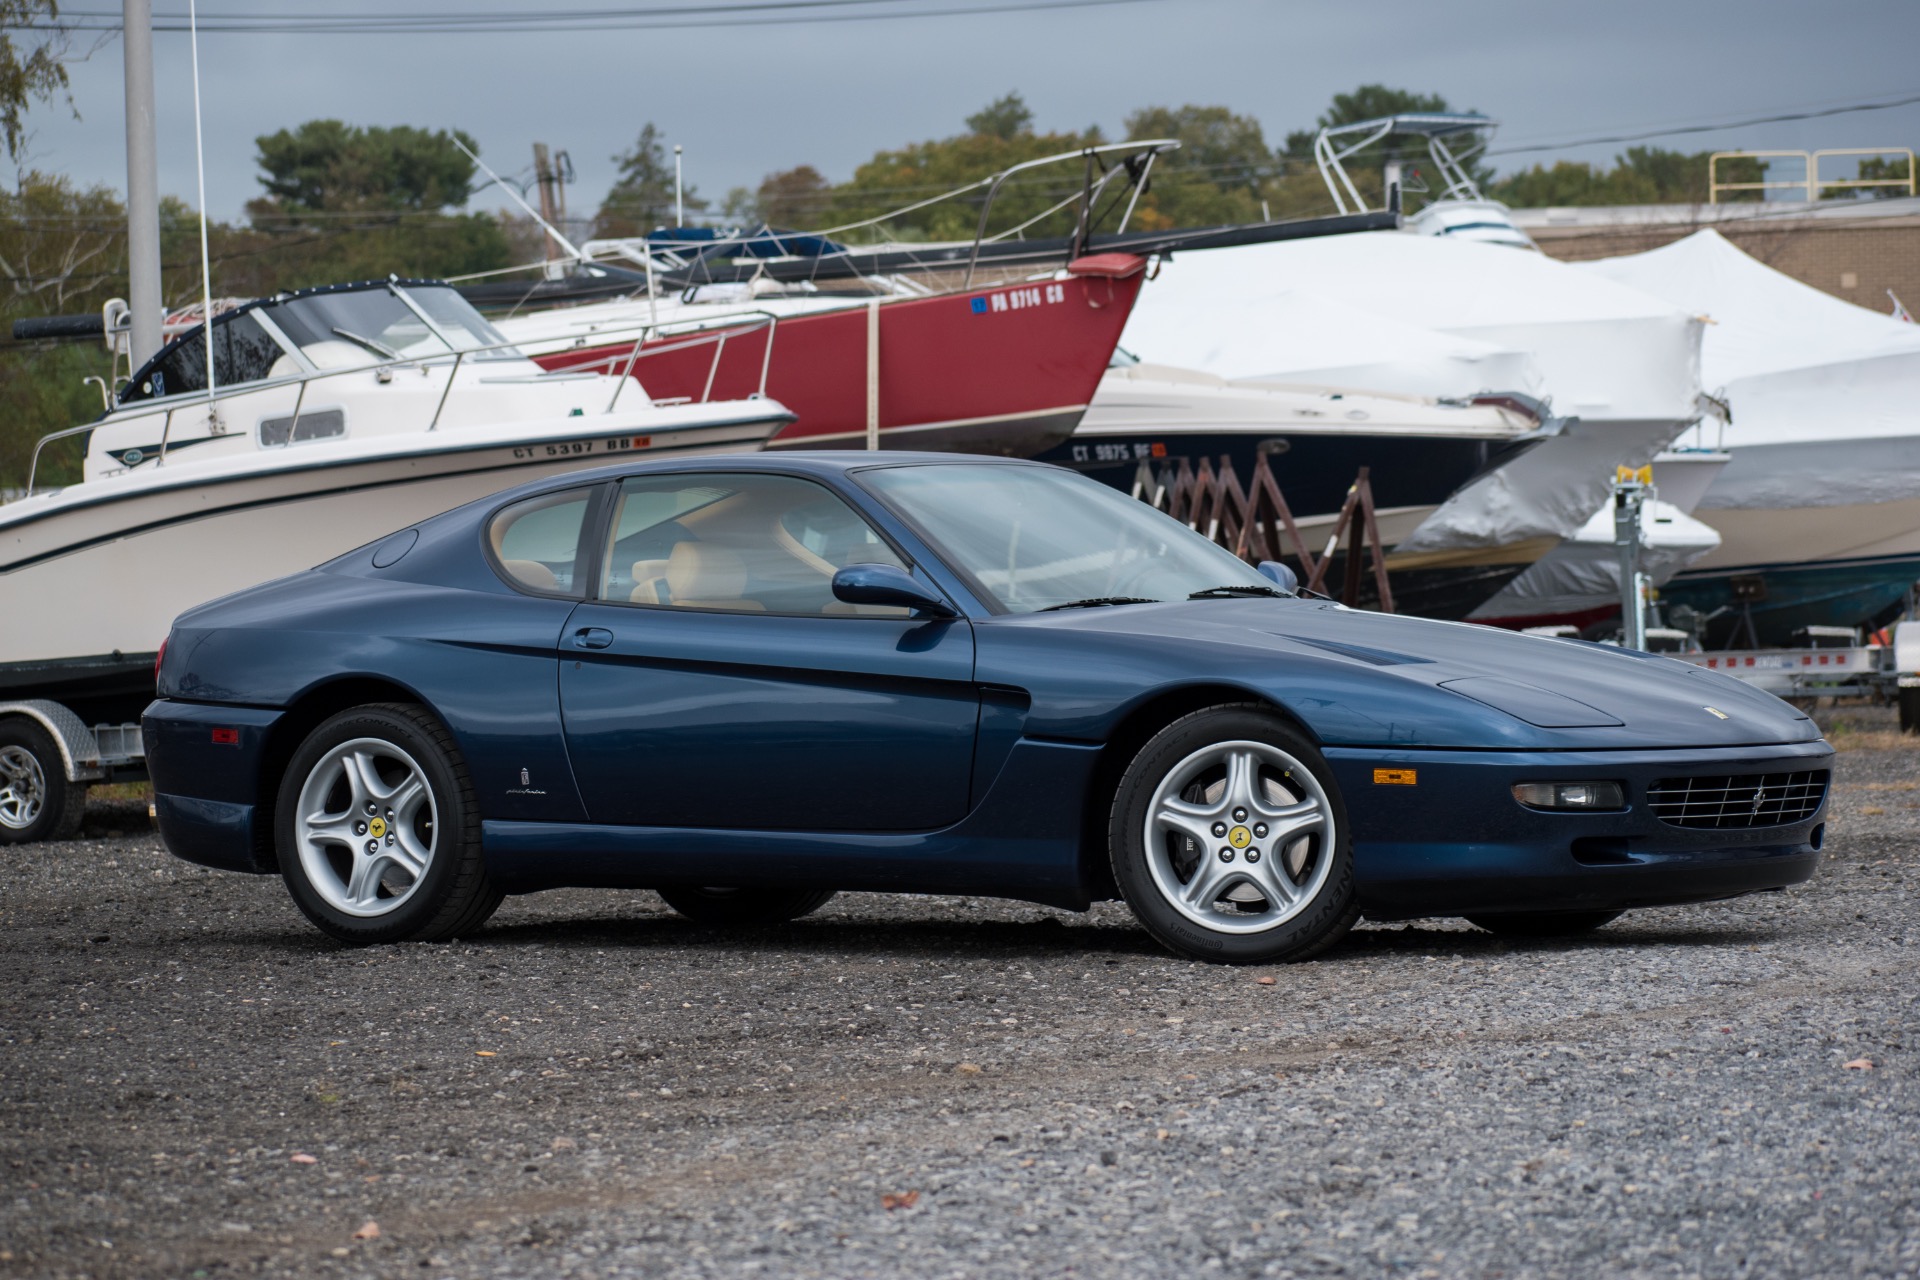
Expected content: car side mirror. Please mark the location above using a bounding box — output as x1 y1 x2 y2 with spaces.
1256 560 1299 594
831 563 957 618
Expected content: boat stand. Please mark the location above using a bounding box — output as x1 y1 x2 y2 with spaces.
1130 454 1396 612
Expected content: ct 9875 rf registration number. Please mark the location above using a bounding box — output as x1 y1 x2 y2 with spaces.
512 436 652 460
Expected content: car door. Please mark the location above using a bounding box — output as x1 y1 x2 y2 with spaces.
558 471 978 831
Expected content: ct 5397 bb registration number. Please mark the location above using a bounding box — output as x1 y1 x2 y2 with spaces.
512 436 651 460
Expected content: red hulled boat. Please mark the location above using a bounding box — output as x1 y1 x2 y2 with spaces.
522 253 1145 456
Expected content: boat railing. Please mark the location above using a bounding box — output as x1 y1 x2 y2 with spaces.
22 310 782 498
460 138 1185 297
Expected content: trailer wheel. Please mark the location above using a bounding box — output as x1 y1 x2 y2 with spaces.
1900 687 1920 735
0 718 88 845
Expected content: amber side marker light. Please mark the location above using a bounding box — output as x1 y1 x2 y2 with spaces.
1373 768 1418 786
1512 781 1625 811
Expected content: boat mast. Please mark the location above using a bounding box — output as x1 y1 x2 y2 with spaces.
121 0 163 367
674 145 684 228
187 0 217 404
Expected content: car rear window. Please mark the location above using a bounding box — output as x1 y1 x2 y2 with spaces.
488 488 594 596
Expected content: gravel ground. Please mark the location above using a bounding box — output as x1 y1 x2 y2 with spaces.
2 727 1916 1280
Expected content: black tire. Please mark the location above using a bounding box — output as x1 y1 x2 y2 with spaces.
1108 704 1358 964
658 886 837 926
274 703 501 944
0 717 88 845
1899 687 1920 735
1466 910 1624 937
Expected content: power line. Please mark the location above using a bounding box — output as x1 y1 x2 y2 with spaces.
1487 93 1920 158
9 0 1167 33
46 0 935 25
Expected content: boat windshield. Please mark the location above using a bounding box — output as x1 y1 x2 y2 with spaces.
264 284 522 369
860 462 1272 614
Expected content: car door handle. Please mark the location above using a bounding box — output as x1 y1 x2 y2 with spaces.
573 627 614 650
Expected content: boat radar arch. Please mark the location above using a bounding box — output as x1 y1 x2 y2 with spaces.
1313 112 1536 251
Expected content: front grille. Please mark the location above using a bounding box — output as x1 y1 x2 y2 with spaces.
1647 770 1829 829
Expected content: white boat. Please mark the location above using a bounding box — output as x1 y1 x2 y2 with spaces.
1313 112 1537 250
0 278 790 720
1582 229 1920 643
1115 232 1708 578
1456 447 1732 630
1469 499 1722 630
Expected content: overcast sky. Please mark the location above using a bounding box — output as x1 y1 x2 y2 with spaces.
15 0 1920 222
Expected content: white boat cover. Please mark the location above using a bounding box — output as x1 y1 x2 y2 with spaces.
1126 231 1702 424
1581 229 1920 512
1084 362 1540 440
1470 499 1721 624
1121 232 1706 550
1118 285 1544 399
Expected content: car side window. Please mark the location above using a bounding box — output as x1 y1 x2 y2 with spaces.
601 473 911 616
488 489 594 597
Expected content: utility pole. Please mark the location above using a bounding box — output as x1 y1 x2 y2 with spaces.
533 142 559 265
122 0 163 366
673 144 684 228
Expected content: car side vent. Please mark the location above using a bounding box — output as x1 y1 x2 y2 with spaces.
1647 770 1829 829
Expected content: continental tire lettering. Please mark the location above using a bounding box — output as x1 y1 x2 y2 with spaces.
1162 922 1227 951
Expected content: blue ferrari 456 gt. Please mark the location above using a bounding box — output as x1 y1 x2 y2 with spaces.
145 453 1833 962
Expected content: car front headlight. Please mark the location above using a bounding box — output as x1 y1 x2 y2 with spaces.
1512 781 1626 812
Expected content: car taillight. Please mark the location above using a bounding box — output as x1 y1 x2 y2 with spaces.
154 636 169 683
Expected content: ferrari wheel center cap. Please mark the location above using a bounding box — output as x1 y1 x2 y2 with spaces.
1227 825 1253 850
369 817 388 839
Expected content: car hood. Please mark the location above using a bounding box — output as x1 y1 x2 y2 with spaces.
1002 598 1820 750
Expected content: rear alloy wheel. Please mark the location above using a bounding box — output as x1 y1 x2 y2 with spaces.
1466 910 1623 937
658 886 836 926
1110 705 1357 963
276 704 501 944
0 718 87 845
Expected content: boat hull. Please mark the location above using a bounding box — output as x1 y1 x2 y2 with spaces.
0 412 782 720
1038 427 1529 518
1660 555 1920 648
1053 432 1554 621
1305 552 1537 621
533 273 1143 457
1645 438 1920 644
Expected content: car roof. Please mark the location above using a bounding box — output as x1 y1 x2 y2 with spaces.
481 450 1054 506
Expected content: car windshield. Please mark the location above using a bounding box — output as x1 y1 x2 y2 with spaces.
860 462 1272 613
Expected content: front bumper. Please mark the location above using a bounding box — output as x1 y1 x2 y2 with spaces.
1326 739 1832 919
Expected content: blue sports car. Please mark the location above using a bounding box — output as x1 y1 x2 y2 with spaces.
145 454 1832 963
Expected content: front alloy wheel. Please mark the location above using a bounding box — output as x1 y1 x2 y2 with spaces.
1111 705 1357 963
